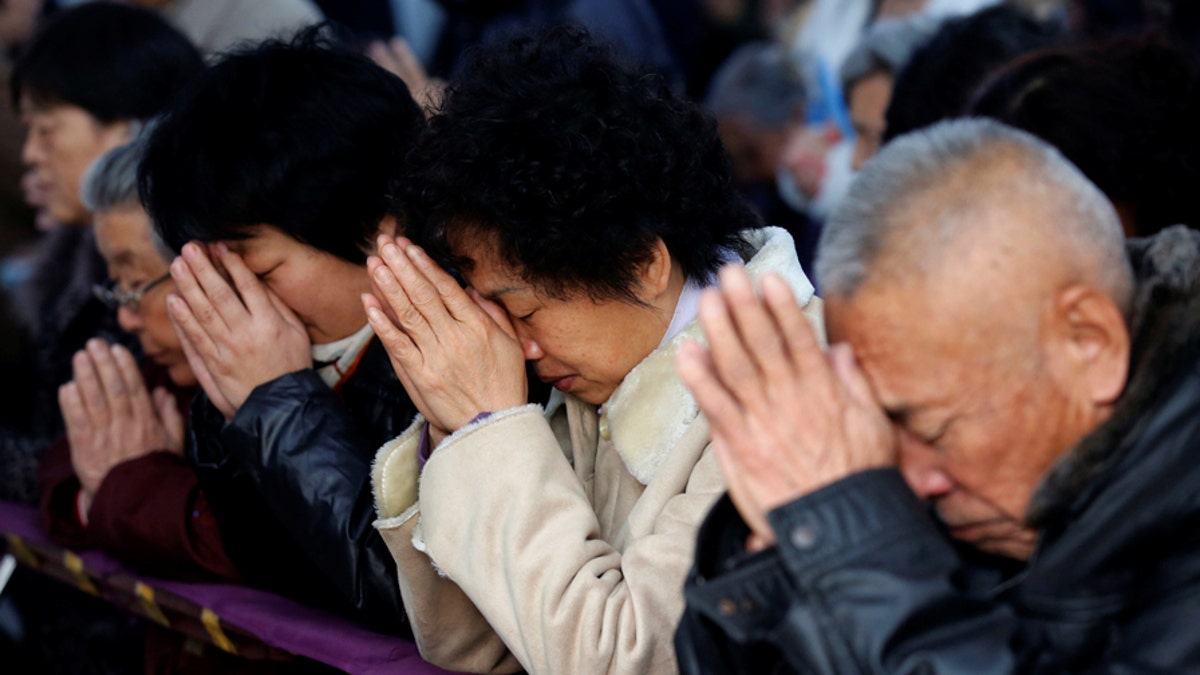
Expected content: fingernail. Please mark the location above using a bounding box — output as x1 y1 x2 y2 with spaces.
366 306 382 322
374 266 390 283
381 243 400 261
406 245 422 261
171 259 186 277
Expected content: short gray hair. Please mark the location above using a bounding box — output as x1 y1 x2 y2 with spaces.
815 118 1133 310
706 42 807 130
81 137 144 214
82 133 174 261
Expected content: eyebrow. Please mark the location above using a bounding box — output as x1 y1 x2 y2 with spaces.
480 286 526 302
109 250 136 267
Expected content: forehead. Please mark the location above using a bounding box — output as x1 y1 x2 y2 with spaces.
20 96 81 120
447 228 528 295
93 208 164 266
825 287 970 412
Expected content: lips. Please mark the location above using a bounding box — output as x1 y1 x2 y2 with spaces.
539 373 577 391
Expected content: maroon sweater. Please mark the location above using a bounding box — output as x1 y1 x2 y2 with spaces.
37 365 240 583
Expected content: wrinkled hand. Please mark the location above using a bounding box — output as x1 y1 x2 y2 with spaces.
166 242 311 420
676 267 895 550
362 235 527 445
367 37 444 114
59 340 186 498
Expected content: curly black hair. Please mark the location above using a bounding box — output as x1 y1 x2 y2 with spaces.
139 27 424 263
398 25 757 302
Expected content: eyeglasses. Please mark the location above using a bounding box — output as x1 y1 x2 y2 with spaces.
92 272 171 312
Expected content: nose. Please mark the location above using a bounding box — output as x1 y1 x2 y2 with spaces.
510 321 544 361
520 336 544 361
21 131 43 167
116 304 142 334
897 430 953 500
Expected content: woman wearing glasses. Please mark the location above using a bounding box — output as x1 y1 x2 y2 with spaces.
37 139 240 585
2 3 202 507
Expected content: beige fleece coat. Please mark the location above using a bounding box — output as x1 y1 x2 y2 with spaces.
372 227 825 674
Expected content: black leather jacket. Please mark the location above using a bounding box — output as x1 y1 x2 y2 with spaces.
676 227 1200 673
189 337 417 635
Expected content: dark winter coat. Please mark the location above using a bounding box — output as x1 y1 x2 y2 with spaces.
1 226 130 504
676 225 1200 674
189 336 418 635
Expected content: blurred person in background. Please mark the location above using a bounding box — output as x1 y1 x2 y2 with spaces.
0 5 201 671
1 0 202 504
971 35 1200 237
366 0 683 113
838 13 942 170
117 0 322 56
883 3 1063 140
705 41 823 275
0 0 44 431
776 0 997 226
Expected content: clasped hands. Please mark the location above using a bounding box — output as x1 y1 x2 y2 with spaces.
361 235 527 447
676 267 896 551
166 242 311 421
59 340 185 512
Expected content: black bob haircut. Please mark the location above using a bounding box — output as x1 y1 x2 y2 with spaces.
398 25 757 302
11 1 204 123
139 28 425 264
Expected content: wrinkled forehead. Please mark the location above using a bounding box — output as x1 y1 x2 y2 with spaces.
94 208 166 268
824 285 969 404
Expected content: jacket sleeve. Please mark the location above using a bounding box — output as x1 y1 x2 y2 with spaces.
678 469 1020 675
217 369 407 630
38 433 239 583
86 451 240 583
374 404 724 675
38 434 89 548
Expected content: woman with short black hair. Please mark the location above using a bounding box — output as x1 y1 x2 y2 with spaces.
367 26 824 674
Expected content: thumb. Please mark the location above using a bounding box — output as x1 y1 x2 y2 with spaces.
829 343 877 411
468 287 518 342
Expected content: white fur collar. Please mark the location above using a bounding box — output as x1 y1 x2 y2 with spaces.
601 227 817 484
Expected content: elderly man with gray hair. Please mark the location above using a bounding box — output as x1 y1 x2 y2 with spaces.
673 118 1200 672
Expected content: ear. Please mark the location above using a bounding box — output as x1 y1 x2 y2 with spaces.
638 238 676 302
1048 284 1130 406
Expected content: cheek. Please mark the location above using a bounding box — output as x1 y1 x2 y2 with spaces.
143 305 183 352
263 278 307 317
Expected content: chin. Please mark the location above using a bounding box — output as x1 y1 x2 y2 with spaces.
168 364 199 390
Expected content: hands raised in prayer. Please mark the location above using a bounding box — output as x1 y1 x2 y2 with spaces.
60 340 185 504
676 266 896 550
165 242 311 421
361 235 528 447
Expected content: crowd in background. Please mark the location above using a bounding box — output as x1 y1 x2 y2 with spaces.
0 0 1197 673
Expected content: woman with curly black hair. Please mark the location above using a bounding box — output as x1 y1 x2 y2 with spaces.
365 26 824 674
